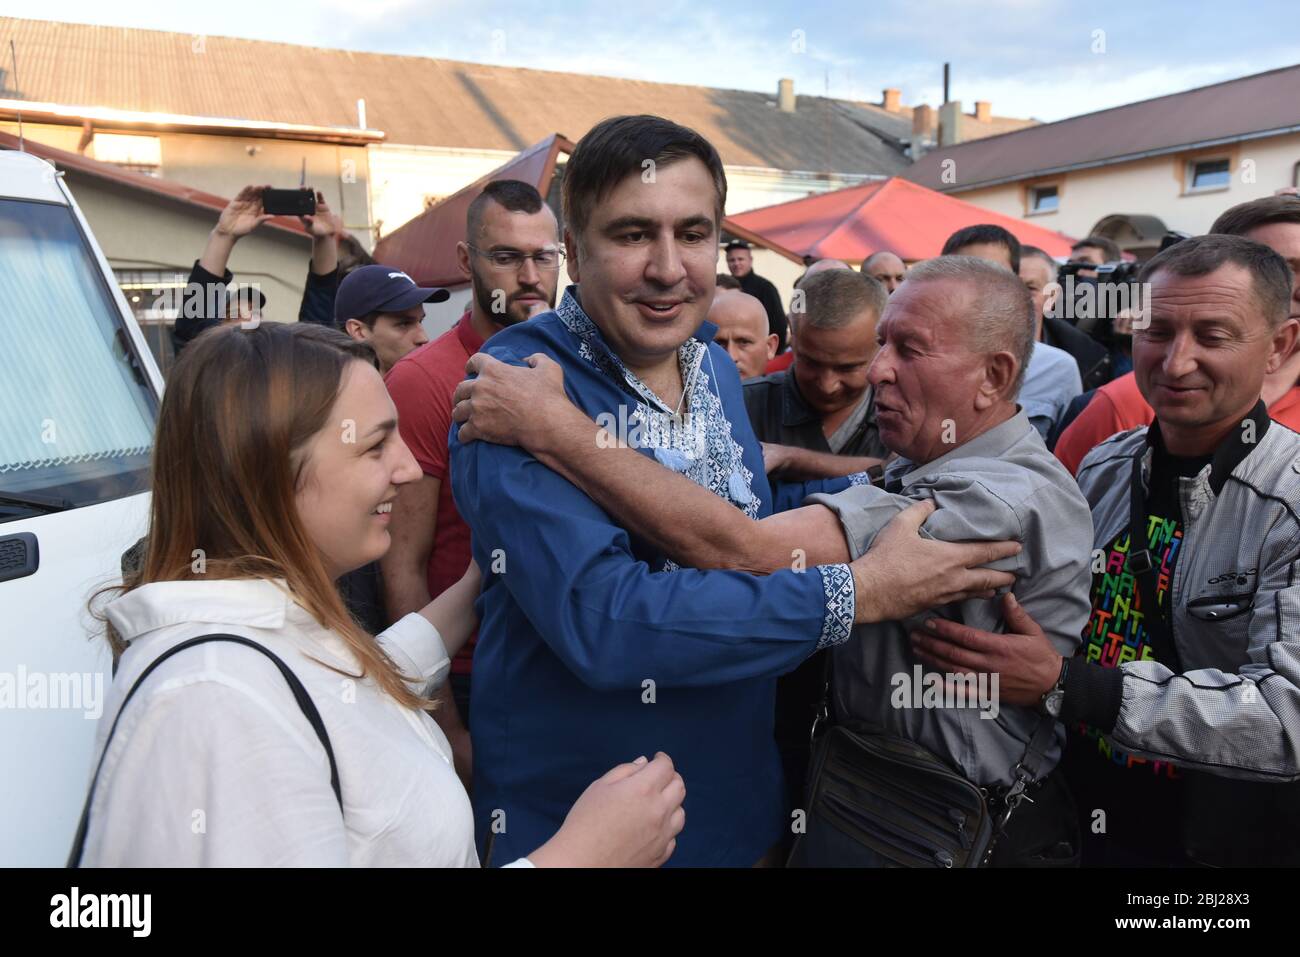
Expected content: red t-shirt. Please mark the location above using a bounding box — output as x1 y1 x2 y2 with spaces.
385 312 484 675
765 351 795 374
1055 371 1300 475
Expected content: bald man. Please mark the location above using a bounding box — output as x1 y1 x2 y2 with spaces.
862 251 906 294
710 289 778 379
797 258 851 288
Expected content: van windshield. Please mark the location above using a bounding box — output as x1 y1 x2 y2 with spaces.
0 197 156 520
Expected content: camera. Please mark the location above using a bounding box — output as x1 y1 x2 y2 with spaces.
1051 231 1189 347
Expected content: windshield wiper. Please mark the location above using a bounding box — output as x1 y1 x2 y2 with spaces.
0 489 74 515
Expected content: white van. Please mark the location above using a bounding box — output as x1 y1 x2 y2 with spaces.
0 150 164 865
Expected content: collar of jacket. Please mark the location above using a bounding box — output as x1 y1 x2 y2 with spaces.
884 407 1032 490
1143 399 1270 496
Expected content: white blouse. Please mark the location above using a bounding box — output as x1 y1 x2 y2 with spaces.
81 578 526 867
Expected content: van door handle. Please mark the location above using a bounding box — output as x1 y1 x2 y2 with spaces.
0 532 40 583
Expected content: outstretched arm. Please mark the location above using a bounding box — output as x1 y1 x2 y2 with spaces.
454 352 1019 623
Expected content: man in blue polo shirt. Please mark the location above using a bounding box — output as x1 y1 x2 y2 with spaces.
449 115 1019 866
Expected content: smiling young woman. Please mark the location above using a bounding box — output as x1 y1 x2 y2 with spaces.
77 323 684 868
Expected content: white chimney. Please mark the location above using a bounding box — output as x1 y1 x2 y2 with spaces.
357 98 367 129
778 78 795 113
939 100 964 147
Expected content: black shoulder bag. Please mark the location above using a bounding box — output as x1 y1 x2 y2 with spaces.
788 659 1056 869
67 634 341 867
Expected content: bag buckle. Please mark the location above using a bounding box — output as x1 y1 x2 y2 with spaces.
1126 549 1155 575
810 700 829 746
995 768 1035 830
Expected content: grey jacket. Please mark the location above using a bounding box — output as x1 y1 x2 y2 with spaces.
1069 413 1300 783
807 410 1093 787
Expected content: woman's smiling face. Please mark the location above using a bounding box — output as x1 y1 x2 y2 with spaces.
293 360 422 580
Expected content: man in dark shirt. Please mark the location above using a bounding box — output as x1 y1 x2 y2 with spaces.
741 267 891 830
744 269 890 477
726 239 789 352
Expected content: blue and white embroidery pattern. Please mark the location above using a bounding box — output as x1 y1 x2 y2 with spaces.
816 564 856 649
557 290 759 521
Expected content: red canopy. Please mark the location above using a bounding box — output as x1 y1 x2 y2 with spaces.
725 176 1076 263
374 134 573 287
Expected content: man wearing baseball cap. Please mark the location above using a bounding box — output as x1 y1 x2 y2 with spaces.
335 265 450 373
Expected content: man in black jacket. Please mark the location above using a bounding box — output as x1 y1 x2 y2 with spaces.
172 185 343 353
726 240 789 352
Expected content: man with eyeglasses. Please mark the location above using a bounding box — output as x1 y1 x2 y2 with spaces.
383 179 561 785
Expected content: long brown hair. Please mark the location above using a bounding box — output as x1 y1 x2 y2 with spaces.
96 322 427 709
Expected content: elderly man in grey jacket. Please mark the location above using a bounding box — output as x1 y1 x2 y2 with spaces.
451 255 1095 865
915 234 1300 867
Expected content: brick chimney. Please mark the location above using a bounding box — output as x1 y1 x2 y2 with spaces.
912 104 935 136
974 100 992 123
778 78 795 113
882 88 902 112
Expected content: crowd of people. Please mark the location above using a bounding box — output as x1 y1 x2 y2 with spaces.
72 111 1300 868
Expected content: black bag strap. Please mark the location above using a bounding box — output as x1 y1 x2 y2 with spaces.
67 633 341 868
1124 448 1186 673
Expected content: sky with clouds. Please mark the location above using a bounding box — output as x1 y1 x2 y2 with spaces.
3 1 1297 122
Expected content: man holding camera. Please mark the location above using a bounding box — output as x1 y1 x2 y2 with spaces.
172 185 342 352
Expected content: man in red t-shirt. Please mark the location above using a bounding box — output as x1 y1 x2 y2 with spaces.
1056 195 1300 475
382 180 561 786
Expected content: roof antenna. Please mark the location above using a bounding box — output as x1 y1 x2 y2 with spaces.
9 40 22 151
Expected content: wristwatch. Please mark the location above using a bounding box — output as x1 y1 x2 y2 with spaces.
1039 656 1069 718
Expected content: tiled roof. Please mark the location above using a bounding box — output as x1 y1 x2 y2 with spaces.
905 63 1300 192
0 16 913 176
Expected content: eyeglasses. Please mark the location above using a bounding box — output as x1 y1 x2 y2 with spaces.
468 245 564 271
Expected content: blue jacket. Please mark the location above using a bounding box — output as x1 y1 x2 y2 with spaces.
450 288 857 866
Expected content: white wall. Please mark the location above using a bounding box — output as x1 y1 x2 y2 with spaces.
422 287 474 339
724 166 876 216
369 143 518 239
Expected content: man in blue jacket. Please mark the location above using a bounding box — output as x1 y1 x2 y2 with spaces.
449 115 1018 866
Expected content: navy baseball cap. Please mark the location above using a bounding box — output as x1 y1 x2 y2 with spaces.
335 265 450 324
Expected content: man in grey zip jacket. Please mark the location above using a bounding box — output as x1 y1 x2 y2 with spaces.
914 234 1300 865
